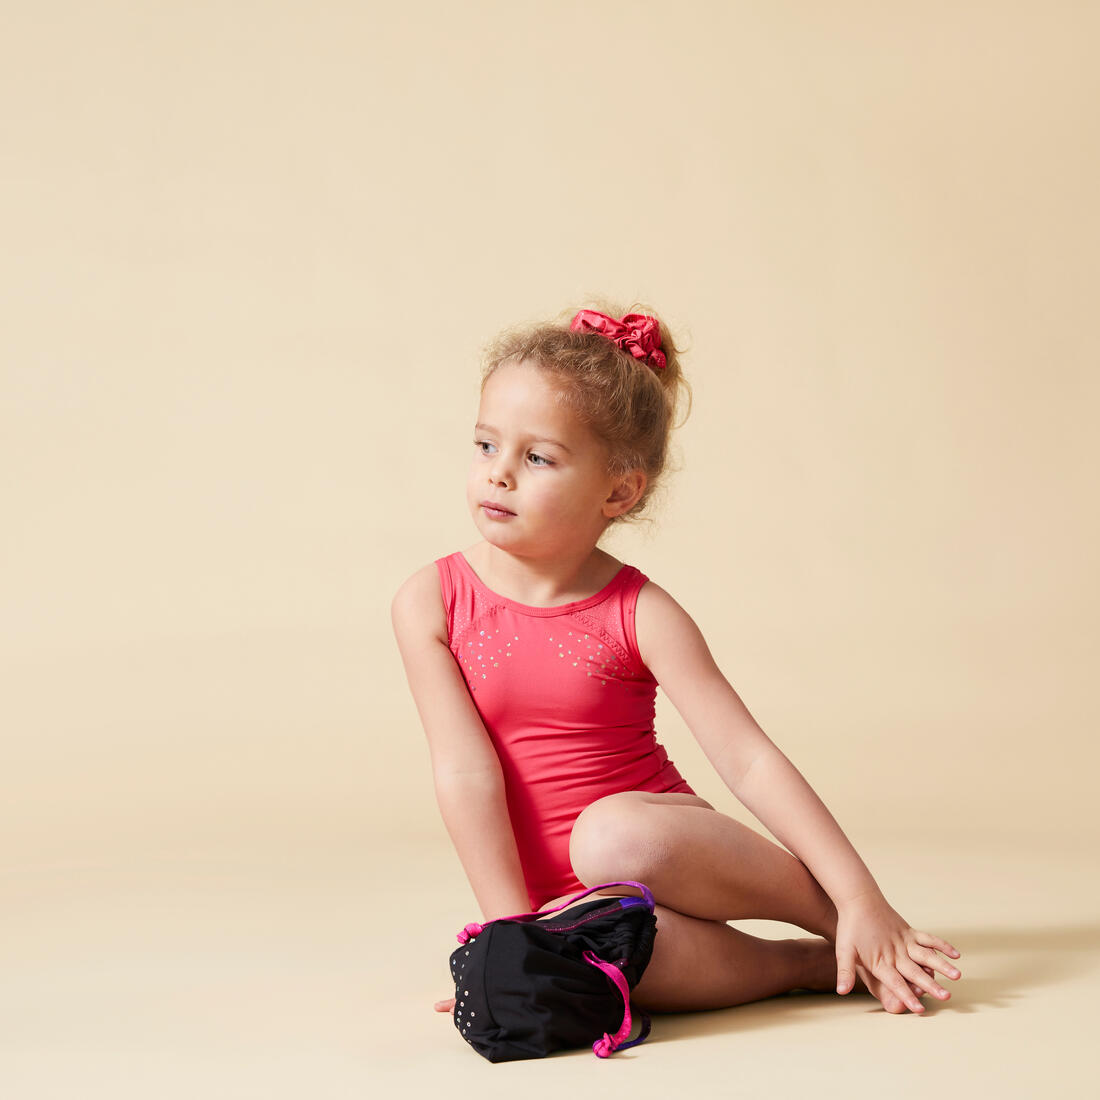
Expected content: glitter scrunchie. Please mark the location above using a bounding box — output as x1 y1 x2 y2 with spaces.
569 309 667 371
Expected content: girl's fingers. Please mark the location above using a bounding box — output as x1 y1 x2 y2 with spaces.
873 963 925 1014
909 964 934 996
899 957 950 1001
859 968 904 1013
434 997 456 1014
836 944 857 995
911 943 962 981
913 930 961 959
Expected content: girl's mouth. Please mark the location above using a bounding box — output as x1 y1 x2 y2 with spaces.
479 501 515 519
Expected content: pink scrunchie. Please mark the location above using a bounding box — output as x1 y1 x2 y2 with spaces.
569 310 667 370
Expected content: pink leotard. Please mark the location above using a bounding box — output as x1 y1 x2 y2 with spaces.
436 551 695 909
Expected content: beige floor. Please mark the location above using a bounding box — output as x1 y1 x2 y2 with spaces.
3 832 1097 1100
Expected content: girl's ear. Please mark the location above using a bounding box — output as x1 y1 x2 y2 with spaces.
603 470 647 518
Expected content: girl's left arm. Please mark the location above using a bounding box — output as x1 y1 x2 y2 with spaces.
636 582 961 1013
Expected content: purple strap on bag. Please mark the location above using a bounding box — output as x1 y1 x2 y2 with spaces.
455 881 655 943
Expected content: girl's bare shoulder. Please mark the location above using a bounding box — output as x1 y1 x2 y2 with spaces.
635 575 689 621
635 579 717 678
390 561 447 644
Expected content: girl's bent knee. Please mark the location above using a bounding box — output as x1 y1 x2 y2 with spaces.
570 793 663 885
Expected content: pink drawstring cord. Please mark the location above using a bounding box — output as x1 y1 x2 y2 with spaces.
456 922 484 944
582 950 650 1057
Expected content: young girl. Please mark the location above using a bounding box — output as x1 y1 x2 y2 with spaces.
391 304 961 1018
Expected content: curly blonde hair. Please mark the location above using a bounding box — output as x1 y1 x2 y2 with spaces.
481 301 691 522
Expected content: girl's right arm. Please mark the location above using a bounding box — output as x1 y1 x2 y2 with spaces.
391 563 532 921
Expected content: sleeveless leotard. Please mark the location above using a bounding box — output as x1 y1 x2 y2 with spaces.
435 551 695 909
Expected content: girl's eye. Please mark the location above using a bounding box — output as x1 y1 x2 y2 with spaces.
474 440 496 455
528 452 552 467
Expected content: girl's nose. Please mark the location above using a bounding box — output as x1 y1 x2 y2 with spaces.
488 455 513 487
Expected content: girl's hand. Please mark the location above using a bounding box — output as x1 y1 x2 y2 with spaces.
434 997 456 1014
834 893 961 1014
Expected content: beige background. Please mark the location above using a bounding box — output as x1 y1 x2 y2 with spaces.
2 2 1098 1097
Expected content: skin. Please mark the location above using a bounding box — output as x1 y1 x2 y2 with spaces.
393 358 961 1019
462 359 646 605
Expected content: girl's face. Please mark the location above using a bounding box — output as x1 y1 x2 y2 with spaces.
467 360 634 561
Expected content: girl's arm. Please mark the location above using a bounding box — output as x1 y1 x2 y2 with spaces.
391 564 532 922
636 581 960 1010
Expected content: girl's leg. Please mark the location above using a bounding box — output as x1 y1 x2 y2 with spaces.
631 904 834 1012
569 791 839 938
537 891 918 1013
560 794 926 1013
628 905 923 1013
537 890 834 1012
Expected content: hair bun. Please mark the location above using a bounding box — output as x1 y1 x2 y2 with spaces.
569 310 667 371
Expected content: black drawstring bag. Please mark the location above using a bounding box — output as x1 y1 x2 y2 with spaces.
448 881 658 1062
